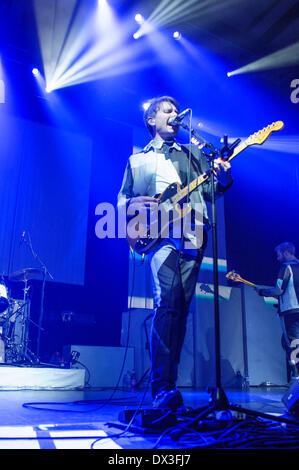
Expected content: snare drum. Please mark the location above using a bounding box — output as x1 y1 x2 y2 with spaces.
0 283 9 315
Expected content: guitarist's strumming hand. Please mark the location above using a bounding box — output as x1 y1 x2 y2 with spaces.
213 158 232 187
128 196 159 216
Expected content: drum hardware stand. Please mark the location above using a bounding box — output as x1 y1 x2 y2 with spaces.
21 232 54 360
178 122 299 426
6 267 47 365
4 296 43 365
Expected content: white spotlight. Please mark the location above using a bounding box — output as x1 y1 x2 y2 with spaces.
32 68 39 76
142 101 150 111
135 14 144 24
173 31 181 40
133 31 140 40
227 72 232 77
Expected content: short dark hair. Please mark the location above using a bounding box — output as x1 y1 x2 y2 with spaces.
275 242 296 255
143 96 179 136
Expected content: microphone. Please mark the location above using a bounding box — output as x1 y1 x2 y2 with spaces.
168 108 191 126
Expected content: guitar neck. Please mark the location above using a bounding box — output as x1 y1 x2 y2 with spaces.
171 171 210 204
171 140 249 205
227 140 248 163
238 279 256 288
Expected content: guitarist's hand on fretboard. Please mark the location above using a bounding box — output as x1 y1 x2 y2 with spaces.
213 158 232 187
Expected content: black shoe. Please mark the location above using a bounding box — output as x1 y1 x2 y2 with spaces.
153 389 183 410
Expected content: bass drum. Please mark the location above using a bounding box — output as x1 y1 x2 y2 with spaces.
0 283 9 315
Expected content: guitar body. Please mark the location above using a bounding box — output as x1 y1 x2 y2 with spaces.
127 182 192 255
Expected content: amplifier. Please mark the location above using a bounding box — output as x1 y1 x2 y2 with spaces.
281 378 299 418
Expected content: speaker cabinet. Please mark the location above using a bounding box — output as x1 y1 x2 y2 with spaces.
282 378 299 418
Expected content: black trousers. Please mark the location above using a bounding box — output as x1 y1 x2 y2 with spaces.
280 311 299 378
148 235 207 398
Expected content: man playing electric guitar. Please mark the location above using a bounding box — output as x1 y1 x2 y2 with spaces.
117 96 233 409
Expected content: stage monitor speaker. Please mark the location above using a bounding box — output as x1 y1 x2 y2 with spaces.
281 378 299 418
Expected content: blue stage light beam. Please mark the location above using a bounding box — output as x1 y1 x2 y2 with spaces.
133 20 155 39
34 0 154 91
133 0 243 40
228 41 299 76
142 27 187 70
0 57 5 104
50 42 156 89
33 0 77 91
132 0 203 39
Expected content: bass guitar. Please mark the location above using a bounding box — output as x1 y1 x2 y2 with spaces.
226 270 257 288
127 121 284 255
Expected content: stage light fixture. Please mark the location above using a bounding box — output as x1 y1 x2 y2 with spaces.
32 68 39 76
135 13 144 24
142 101 150 111
133 32 140 40
227 72 232 77
173 31 181 40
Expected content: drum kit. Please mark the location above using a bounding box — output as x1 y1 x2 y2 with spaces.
0 268 44 365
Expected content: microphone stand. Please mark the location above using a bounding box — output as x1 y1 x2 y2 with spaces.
24 232 54 361
179 121 299 426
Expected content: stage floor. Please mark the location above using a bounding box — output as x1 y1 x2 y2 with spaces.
0 385 298 450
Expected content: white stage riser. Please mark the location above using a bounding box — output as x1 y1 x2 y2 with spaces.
0 366 85 390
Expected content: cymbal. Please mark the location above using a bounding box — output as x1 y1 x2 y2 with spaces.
9 268 44 282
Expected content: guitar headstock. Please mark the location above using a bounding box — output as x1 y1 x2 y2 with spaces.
226 270 243 283
245 121 284 146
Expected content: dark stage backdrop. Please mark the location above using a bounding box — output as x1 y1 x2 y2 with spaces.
224 146 299 286
35 117 131 355
34 117 132 356
0 113 92 285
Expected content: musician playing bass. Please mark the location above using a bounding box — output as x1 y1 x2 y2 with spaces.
256 242 299 381
117 96 233 409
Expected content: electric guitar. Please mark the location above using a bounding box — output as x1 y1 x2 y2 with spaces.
127 121 284 255
226 271 279 309
226 270 257 288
